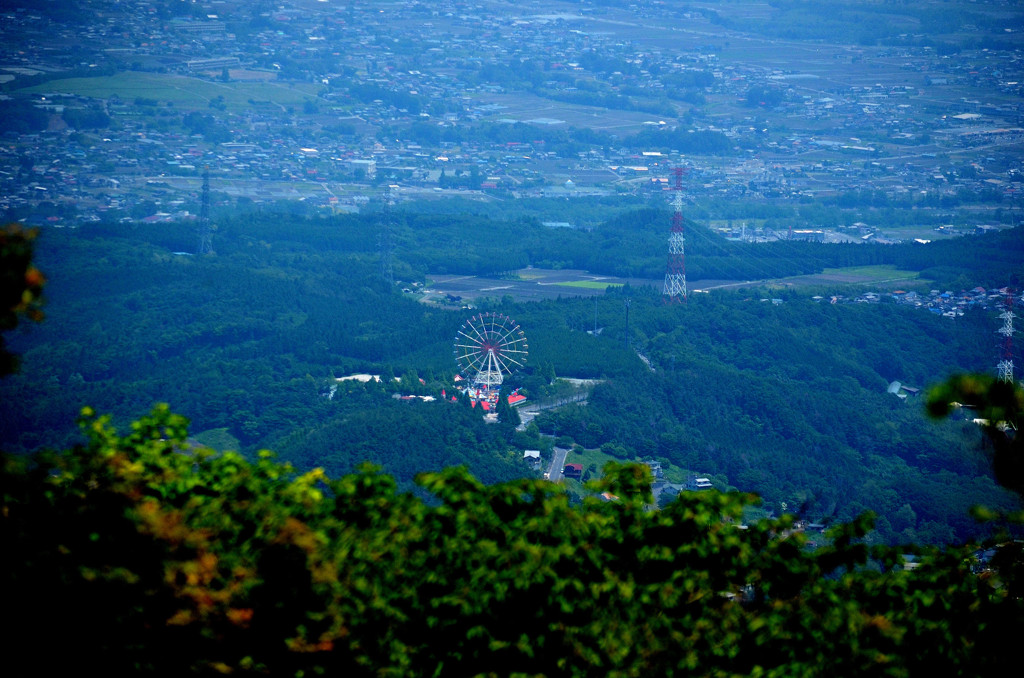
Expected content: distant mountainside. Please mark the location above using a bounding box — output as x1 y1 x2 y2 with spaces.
1 212 1021 544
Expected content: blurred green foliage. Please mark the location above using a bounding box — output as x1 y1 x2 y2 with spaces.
2 404 1022 676
0 223 45 375
927 373 1024 499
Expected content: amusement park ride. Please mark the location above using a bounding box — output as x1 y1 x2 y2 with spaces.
453 312 528 408
446 166 689 409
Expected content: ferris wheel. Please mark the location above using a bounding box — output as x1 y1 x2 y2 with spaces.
454 312 528 390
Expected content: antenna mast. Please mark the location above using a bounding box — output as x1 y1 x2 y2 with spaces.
196 166 213 255
663 166 687 303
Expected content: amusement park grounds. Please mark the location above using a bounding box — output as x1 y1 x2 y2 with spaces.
421 264 924 305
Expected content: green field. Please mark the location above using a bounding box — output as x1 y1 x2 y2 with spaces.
20 71 321 110
819 264 920 282
553 280 624 290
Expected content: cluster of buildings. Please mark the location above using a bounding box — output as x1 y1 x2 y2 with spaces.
815 286 1018 319
557 456 716 505
1 1 1021 232
890 286 1018 317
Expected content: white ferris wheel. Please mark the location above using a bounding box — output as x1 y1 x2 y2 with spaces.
454 312 528 390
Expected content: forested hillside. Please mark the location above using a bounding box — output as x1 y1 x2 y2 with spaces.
537 285 1019 543
78 204 1023 284
1 212 1022 544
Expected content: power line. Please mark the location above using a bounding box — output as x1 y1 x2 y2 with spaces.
378 184 395 286
196 166 213 255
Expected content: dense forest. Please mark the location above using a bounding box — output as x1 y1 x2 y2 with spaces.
536 285 1018 543
200 205 1022 284
1 210 1022 545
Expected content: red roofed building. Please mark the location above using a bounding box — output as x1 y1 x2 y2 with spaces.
507 393 527 406
563 463 583 480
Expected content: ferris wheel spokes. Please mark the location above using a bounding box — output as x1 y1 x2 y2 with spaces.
494 323 522 347
494 349 526 372
453 312 529 391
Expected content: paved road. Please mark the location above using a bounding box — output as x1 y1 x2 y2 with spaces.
515 392 590 432
546 446 569 483
515 406 540 431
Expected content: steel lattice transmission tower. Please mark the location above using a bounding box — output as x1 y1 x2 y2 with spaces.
196 167 213 255
997 294 1017 383
662 166 688 303
378 184 395 286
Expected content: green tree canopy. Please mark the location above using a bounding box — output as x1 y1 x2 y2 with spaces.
3 405 1022 676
